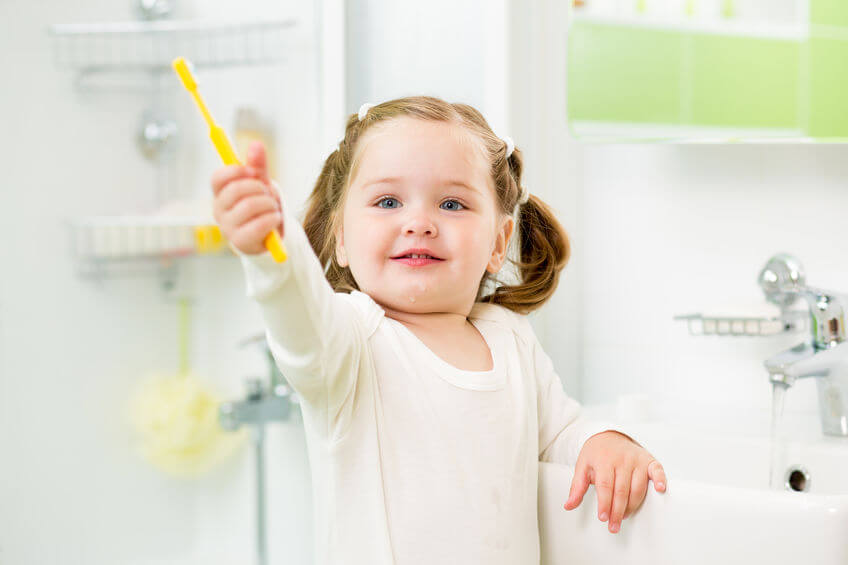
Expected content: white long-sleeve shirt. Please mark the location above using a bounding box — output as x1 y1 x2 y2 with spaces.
236 199 621 565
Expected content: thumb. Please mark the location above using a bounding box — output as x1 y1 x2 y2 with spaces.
245 140 270 185
564 464 590 511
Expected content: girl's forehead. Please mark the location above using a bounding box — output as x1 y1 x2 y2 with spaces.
351 117 491 187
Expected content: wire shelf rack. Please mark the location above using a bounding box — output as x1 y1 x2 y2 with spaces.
69 216 230 260
674 310 809 337
48 19 298 73
66 216 236 285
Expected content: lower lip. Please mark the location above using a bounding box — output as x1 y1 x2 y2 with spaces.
392 257 443 266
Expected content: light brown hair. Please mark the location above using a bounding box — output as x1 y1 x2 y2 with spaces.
301 95 570 314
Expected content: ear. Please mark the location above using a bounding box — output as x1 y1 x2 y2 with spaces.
334 225 348 268
486 215 514 274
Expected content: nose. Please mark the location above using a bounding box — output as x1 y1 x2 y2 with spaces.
402 207 438 237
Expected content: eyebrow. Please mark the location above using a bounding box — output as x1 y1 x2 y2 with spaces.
361 177 481 195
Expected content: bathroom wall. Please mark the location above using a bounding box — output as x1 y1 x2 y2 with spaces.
0 0 508 563
579 143 848 422
1 0 321 563
345 0 509 133
506 0 586 399
509 2 848 430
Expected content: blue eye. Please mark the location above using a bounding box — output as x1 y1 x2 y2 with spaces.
377 197 400 209
375 197 464 210
441 200 464 211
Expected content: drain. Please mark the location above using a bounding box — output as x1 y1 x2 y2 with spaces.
784 465 811 493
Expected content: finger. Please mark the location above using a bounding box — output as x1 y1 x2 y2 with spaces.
226 193 280 230
609 467 632 534
594 467 614 524
624 467 648 519
245 141 271 185
648 460 667 492
210 165 259 196
216 178 271 214
230 210 283 254
564 463 590 511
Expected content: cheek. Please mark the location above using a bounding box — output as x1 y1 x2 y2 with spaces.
446 225 495 273
466 221 497 254
344 217 391 266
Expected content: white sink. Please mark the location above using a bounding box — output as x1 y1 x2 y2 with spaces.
538 401 848 565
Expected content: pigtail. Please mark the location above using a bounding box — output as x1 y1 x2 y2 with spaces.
480 150 571 315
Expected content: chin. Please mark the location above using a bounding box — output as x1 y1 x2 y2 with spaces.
366 289 431 313
385 293 432 311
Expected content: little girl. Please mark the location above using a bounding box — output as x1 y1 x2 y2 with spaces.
211 96 666 564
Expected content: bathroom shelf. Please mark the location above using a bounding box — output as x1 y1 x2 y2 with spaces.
48 18 299 74
674 310 808 337
69 216 230 261
570 13 808 40
67 215 237 285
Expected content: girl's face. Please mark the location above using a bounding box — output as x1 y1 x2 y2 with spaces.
335 117 514 316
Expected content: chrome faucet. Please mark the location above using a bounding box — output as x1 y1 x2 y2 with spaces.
219 333 300 565
220 333 299 431
759 255 848 437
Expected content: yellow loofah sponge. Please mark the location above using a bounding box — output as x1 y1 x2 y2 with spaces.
130 298 246 478
130 371 246 478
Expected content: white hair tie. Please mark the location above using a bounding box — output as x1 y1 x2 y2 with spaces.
502 135 515 159
358 102 376 121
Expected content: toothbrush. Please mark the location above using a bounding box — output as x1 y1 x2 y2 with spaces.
171 56 287 263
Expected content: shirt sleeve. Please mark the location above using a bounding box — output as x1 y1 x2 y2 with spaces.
532 332 639 465
232 192 365 440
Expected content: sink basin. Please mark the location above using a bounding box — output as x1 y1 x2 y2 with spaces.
538 401 848 565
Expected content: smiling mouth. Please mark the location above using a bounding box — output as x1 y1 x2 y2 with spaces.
393 253 443 260
391 254 444 265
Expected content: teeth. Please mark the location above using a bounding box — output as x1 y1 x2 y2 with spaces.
396 253 439 259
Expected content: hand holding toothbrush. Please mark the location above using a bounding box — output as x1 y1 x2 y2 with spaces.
172 56 286 261
211 141 284 256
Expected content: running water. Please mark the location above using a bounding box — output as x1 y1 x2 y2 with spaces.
769 383 788 489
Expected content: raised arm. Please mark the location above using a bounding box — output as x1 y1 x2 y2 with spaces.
212 142 365 437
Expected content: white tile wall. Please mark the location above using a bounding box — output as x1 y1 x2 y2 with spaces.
577 144 848 421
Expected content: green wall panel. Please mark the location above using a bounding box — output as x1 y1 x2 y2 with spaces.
567 2 848 139
807 37 848 137
568 22 800 131
690 35 799 128
568 22 683 124
811 0 848 27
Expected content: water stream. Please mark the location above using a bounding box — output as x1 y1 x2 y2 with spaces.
769 383 788 490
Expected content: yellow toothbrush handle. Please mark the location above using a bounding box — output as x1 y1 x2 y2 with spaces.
208 126 286 261
172 56 287 263
264 230 287 263
210 125 241 166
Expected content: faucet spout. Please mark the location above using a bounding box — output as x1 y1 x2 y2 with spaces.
765 341 847 387
765 342 818 387
764 340 848 437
